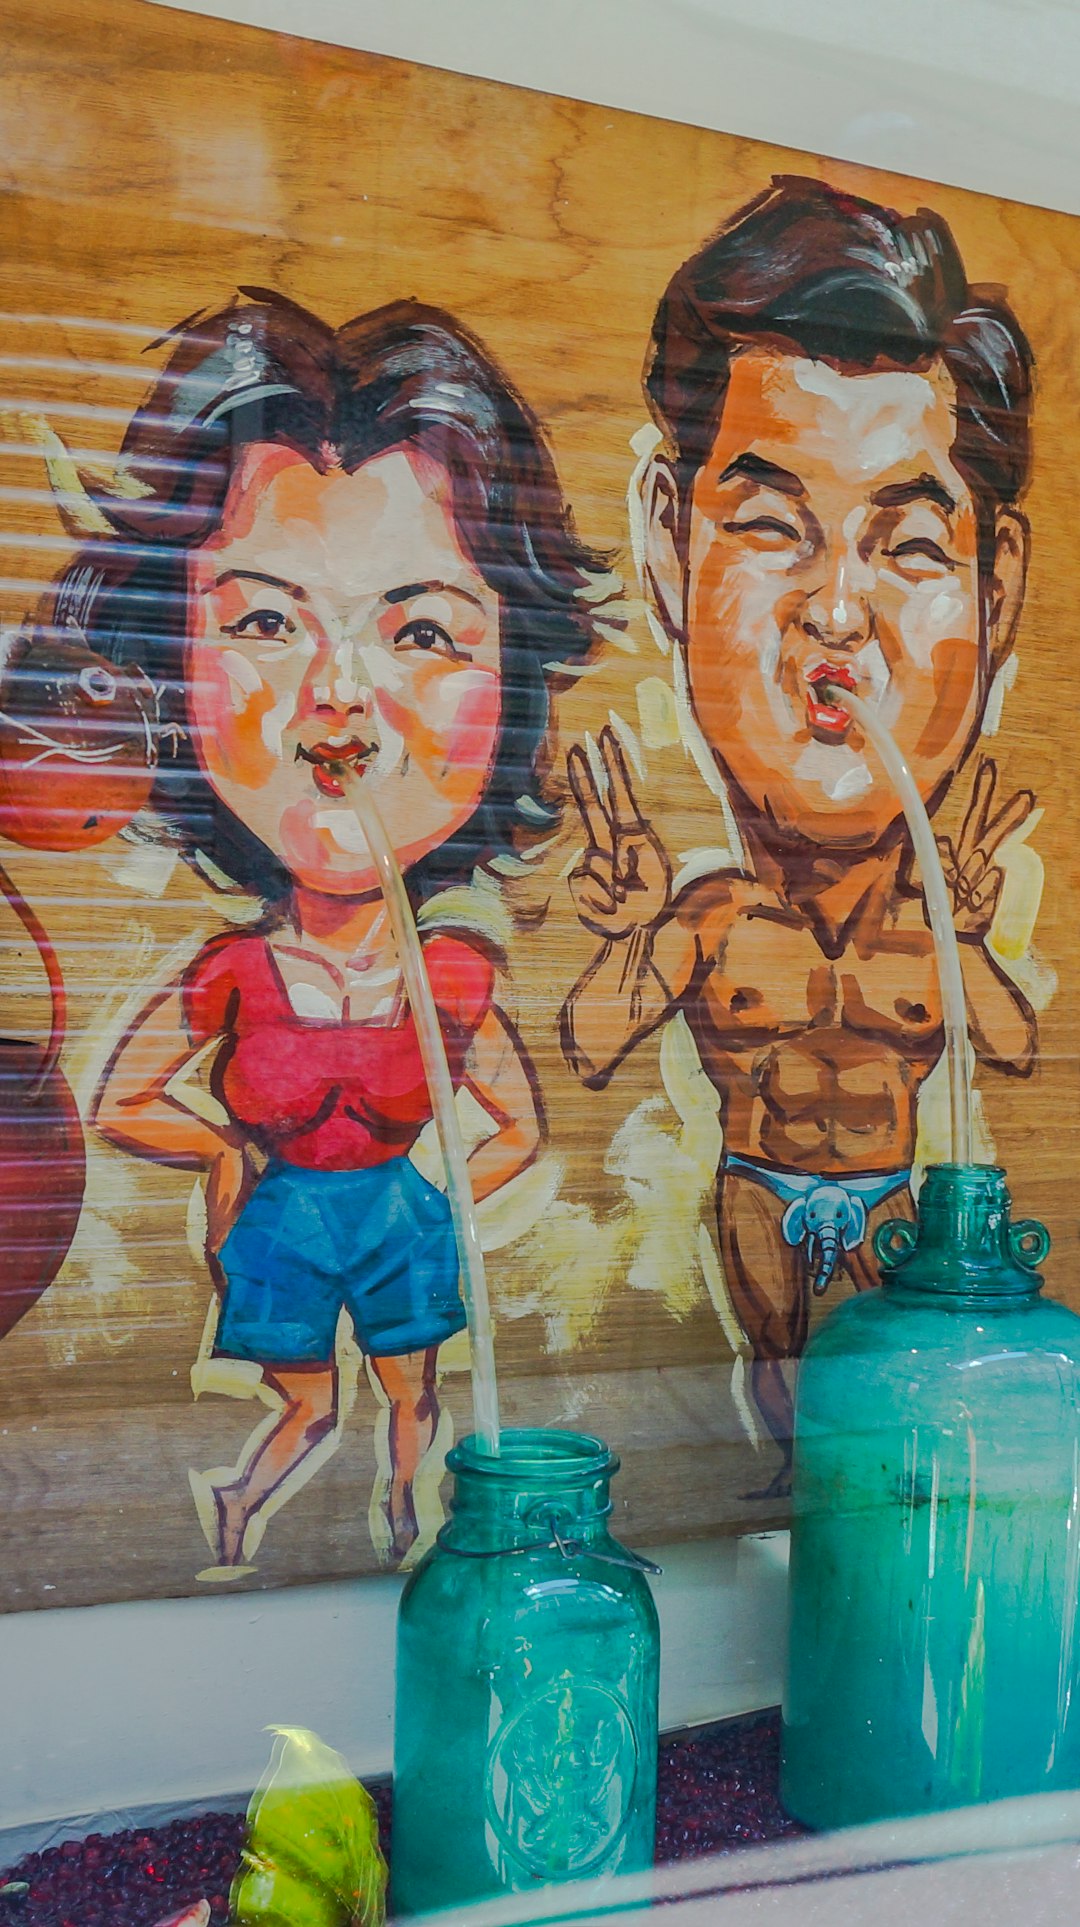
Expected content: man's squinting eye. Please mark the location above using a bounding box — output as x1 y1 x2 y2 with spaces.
221 608 296 642
885 537 954 573
722 514 801 546
395 618 469 660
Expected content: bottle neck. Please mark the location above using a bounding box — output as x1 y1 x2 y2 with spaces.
874 1163 1049 1306
442 1429 616 1552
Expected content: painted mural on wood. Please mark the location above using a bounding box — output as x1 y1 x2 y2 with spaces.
0 0 1070 1606
560 179 1040 1495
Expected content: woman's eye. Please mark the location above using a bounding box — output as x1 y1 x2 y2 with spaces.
222 608 295 641
394 619 466 659
885 538 953 572
723 516 800 545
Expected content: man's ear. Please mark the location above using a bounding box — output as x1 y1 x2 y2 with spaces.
986 508 1029 680
643 454 685 643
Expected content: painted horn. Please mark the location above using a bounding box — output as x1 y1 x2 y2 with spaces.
10 412 151 539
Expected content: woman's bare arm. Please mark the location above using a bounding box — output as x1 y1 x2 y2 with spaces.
456 1003 543 1202
91 986 240 1165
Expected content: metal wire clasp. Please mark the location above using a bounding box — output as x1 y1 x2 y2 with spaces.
547 1517 662 1575
434 1509 661 1575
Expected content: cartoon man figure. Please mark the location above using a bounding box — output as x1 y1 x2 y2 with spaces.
561 178 1038 1495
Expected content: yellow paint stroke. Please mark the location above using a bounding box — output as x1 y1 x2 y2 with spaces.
988 812 1058 1010
636 675 681 750
696 1223 743 1360
502 1201 627 1353
418 874 514 950
476 1153 565 1253
626 422 670 657
97 838 180 901
980 652 1018 738
11 410 151 539
607 708 647 779
914 1051 997 1180
164 1034 232 1129
672 847 741 893
491 1016 733 1353
606 1015 721 1318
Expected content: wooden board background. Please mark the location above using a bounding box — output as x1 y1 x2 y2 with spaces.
0 0 1078 1610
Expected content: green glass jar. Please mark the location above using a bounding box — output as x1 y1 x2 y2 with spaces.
782 1163 1080 1830
391 1428 660 1916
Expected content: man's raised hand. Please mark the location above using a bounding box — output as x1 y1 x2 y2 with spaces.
937 754 1035 941
566 725 672 940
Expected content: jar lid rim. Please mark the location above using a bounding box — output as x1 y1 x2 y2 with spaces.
449 1427 615 1480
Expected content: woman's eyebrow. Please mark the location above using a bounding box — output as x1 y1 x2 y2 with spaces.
384 579 487 613
207 568 306 599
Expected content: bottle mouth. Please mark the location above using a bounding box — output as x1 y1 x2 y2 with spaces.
449 1427 616 1483
923 1160 1004 1178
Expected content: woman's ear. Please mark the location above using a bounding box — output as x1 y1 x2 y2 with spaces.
643 455 686 643
985 508 1029 682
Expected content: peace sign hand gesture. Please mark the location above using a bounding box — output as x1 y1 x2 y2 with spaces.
936 755 1035 941
567 726 672 941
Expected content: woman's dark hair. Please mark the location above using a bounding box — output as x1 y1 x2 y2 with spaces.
646 176 1033 580
49 292 606 898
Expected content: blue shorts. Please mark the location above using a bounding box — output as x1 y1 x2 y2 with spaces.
215 1156 465 1364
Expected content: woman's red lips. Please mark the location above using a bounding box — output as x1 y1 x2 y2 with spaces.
296 737 375 798
806 663 856 737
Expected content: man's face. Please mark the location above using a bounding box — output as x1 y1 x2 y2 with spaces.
652 348 1017 847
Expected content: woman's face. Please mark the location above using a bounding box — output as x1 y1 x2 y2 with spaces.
187 442 502 894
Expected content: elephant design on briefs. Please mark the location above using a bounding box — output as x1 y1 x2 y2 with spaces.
781 1183 867 1296
723 1157 915 1298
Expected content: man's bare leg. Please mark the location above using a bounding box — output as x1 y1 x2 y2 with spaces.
845 1184 917 1293
718 1173 808 1501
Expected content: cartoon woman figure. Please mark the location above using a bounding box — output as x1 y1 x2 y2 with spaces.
45 294 601 1567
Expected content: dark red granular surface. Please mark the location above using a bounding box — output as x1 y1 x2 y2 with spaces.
0 1812 246 1927
0 1712 799 1925
655 1710 804 1862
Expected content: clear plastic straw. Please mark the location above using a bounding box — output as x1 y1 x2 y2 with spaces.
824 682 974 1166
344 777 501 1456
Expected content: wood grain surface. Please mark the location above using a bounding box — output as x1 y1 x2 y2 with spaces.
0 0 1077 1609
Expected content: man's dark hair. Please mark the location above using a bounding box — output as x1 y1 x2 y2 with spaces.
48 294 603 900
645 176 1033 577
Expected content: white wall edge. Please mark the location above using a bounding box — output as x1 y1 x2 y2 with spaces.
2 1532 789 1839
148 0 1080 217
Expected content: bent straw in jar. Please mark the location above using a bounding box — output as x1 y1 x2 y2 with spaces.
343 773 501 1457
824 681 974 1167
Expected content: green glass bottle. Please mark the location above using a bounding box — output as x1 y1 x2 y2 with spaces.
391 1428 660 1916
782 1163 1080 1830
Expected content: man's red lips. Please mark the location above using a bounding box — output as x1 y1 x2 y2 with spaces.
296 737 375 797
806 662 856 737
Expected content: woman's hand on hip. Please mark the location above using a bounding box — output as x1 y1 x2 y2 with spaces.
206 1143 253 1253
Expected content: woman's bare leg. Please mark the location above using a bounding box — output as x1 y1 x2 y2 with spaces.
213 1363 339 1564
369 1347 439 1560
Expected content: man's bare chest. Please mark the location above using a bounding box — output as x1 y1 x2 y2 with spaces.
692 899 944 1054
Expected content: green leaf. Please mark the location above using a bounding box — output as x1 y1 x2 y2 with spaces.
230 1727 387 1927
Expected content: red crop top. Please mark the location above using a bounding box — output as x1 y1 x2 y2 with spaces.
182 931 495 1172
